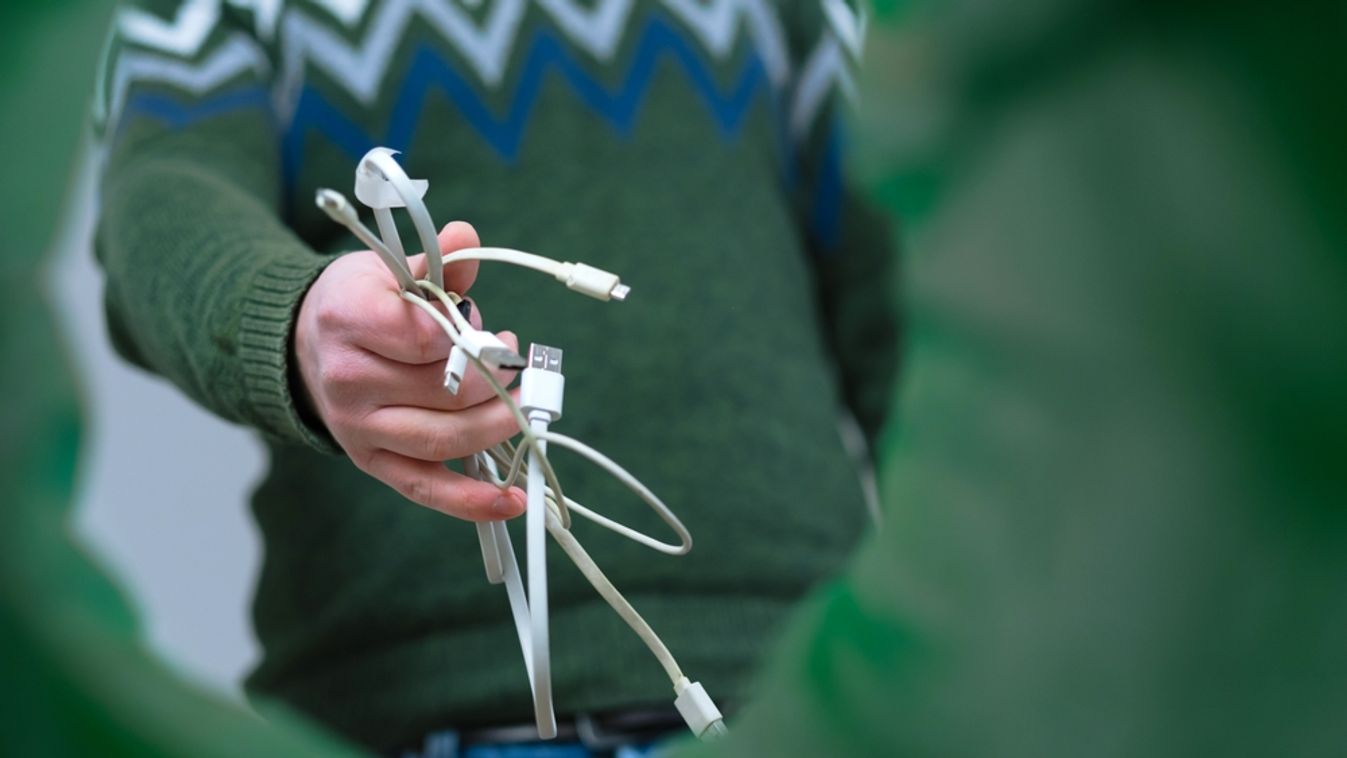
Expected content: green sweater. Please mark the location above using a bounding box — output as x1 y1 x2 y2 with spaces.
95 0 896 749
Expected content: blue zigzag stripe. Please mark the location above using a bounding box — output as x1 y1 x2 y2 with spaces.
117 13 844 251
120 85 272 137
810 116 844 252
282 14 777 177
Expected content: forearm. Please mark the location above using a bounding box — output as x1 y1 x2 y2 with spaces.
97 155 331 447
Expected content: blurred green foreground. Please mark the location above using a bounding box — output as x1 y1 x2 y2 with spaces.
3 0 1344 755
0 2 359 754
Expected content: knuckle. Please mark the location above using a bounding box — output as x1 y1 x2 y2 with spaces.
412 320 442 362
402 474 434 507
333 401 382 439
317 355 362 390
357 295 396 331
424 422 461 459
322 408 353 437
314 298 346 330
351 445 380 473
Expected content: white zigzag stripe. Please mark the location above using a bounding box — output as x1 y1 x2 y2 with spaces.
227 0 285 41
790 34 855 140
661 0 787 84
821 0 865 61
118 0 220 57
113 0 284 56
106 0 821 135
536 0 636 62
276 0 528 117
271 0 790 119
106 34 269 130
311 0 372 27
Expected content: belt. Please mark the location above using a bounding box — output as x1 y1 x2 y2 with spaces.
461 707 690 750
399 705 732 757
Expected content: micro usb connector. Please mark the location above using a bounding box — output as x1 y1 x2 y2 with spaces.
556 262 630 301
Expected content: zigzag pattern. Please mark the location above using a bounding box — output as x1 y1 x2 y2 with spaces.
117 0 220 56
311 0 371 27
280 15 774 176
104 34 269 130
276 0 529 115
272 0 789 121
790 32 853 140
535 0 638 62
101 0 803 129
107 1 848 246
123 17 843 249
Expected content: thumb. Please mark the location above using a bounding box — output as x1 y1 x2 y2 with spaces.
407 220 482 296
439 220 481 296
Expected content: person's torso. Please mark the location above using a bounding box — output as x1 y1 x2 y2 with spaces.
244 1 870 748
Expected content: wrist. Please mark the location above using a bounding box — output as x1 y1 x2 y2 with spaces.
245 251 341 453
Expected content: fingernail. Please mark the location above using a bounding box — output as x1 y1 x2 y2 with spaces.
493 494 525 518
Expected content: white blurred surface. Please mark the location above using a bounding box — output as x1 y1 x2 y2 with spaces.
51 147 264 700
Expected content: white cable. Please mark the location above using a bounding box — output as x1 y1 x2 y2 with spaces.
526 413 555 738
319 158 726 740
373 206 407 265
444 247 561 278
465 454 504 584
492 520 543 704
537 431 691 556
544 497 724 740
314 189 417 291
439 248 631 302
544 507 681 683
414 282 525 370
519 344 565 739
400 280 708 734
463 442 554 733
359 148 445 289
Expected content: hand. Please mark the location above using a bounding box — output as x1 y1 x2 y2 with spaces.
295 221 526 521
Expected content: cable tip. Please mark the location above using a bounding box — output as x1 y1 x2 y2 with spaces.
482 347 527 370
674 680 725 741
315 188 353 220
703 720 728 741
444 346 468 395
611 283 631 301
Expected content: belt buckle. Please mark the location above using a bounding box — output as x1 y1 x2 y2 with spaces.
576 712 646 751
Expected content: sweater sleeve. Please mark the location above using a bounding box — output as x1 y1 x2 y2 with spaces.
94 0 336 451
784 0 903 451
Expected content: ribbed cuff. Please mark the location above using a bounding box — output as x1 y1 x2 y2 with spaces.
239 252 341 454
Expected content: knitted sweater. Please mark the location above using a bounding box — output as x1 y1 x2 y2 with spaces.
94 0 897 750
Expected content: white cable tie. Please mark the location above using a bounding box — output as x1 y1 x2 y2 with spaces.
358 148 444 289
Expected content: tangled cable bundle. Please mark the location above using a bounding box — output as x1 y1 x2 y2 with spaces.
316 148 725 741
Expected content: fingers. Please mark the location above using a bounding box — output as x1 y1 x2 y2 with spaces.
347 294 456 364
364 450 526 521
344 222 493 363
361 395 521 462
327 337 519 412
